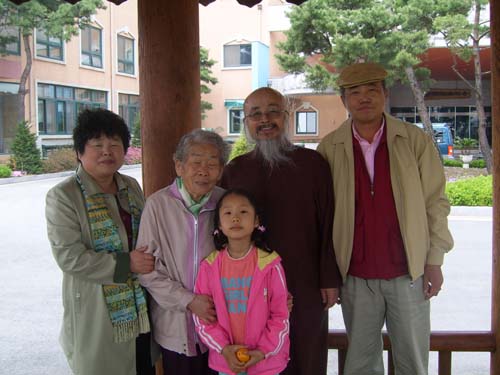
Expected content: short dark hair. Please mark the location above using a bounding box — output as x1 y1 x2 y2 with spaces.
213 188 271 252
73 108 131 155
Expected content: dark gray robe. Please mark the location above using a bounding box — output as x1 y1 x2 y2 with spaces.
221 147 341 375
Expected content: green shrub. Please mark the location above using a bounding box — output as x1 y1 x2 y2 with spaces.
0 165 12 178
131 112 141 148
446 175 492 206
42 148 78 173
229 134 254 161
470 159 486 169
9 121 43 174
443 159 463 167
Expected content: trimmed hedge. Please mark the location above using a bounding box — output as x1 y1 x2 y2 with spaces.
443 159 463 167
446 175 492 206
42 148 78 173
443 158 486 169
470 159 486 169
0 165 12 178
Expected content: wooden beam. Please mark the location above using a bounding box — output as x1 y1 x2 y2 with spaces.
138 0 201 196
328 330 495 352
491 0 500 373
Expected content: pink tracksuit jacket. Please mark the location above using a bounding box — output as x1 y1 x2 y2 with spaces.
194 248 290 375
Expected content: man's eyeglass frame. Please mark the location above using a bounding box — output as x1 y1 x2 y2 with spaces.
244 109 287 121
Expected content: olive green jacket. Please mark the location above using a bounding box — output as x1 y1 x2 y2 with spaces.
46 166 146 375
317 114 454 281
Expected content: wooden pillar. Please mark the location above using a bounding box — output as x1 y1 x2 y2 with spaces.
492 0 500 373
138 0 201 196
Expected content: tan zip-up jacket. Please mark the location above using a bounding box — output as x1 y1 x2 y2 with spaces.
317 114 454 282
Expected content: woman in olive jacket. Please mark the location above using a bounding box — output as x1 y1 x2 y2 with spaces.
46 109 155 375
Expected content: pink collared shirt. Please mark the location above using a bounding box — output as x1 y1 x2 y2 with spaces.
352 117 385 183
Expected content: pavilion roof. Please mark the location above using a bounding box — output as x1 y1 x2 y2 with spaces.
8 0 307 6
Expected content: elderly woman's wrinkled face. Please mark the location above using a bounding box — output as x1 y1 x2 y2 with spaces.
175 143 222 202
78 134 125 181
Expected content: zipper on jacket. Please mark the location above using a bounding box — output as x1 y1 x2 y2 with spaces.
192 214 201 346
393 160 411 276
193 217 199 291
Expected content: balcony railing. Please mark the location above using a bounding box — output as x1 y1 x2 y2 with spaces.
328 329 495 375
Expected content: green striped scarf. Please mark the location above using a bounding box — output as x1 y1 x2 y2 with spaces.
77 174 150 343
176 177 211 216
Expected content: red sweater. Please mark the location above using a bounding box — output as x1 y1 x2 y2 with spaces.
349 129 408 279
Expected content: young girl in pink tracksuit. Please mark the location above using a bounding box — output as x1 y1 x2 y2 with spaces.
194 189 290 375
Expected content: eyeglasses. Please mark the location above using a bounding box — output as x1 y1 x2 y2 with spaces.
244 109 286 121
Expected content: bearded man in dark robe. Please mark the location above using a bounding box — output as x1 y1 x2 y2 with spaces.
220 87 341 375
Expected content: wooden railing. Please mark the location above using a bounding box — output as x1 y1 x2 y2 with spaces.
328 330 495 375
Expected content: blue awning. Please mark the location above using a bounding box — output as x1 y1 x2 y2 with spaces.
224 99 244 108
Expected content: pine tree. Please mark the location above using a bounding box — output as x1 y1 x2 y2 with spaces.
9 121 42 174
200 46 218 120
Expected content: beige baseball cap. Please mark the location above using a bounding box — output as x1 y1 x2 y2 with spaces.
337 62 388 88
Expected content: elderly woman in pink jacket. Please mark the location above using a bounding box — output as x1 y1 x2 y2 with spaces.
137 129 229 375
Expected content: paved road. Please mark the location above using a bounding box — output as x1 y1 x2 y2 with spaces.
0 167 493 375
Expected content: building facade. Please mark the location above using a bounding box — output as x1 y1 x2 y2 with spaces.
199 0 491 149
199 0 346 148
0 0 491 161
0 0 139 161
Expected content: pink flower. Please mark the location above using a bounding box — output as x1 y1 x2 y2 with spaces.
11 170 26 177
125 147 142 165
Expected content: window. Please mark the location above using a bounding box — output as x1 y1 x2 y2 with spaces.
390 105 492 145
0 27 20 55
117 35 134 75
0 82 20 154
38 83 107 135
229 108 244 134
224 44 251 68
296 111 317 135
81 26 103 68
36 29 63 61
119 93 140 131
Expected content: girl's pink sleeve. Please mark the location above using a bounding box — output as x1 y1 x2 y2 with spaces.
193 260 231 354
256 262 290 357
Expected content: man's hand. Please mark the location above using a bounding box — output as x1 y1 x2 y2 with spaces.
221 345 247 374
187 294 216 323
320 288 340 310
130 246 154 274
423 264 443 300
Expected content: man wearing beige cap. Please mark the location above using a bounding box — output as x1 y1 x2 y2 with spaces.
317 62 453 375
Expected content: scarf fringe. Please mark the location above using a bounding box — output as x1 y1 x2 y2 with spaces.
139 309 151 334
113 320 139 343
112 309 151 343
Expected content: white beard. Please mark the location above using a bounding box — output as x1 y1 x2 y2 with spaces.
245 126 296 169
